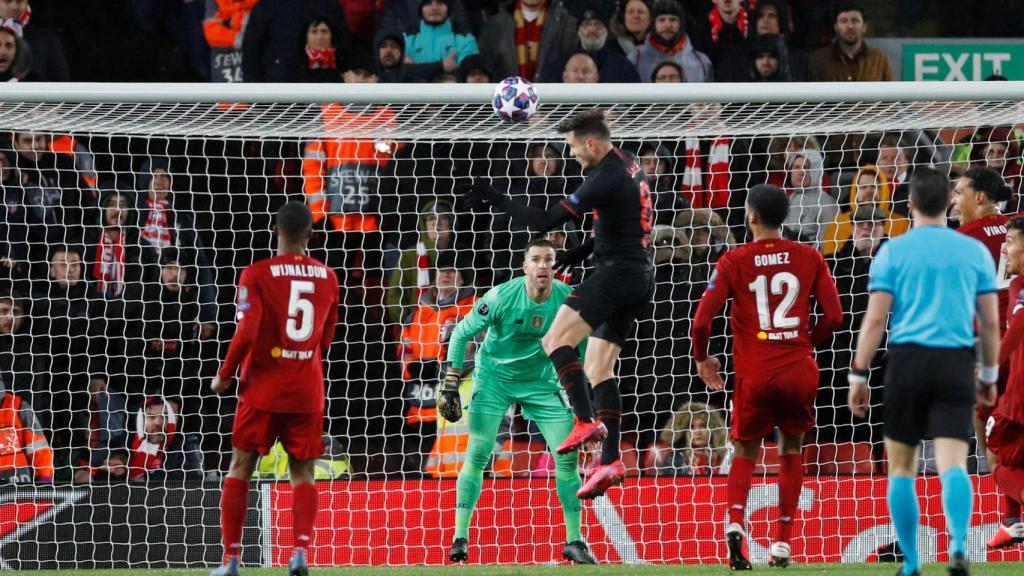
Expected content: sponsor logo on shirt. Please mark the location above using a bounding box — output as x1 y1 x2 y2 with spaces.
271 347 314 360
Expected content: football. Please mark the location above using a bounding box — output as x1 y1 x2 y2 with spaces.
491 76 539 122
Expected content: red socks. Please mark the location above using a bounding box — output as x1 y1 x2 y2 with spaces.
995 464 1024 507
221 477 249 563
776 454 803 544
728 456 755 527
293 482 318 552
1002 493 1022 521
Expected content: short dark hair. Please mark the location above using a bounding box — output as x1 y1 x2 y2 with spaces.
1006 216 1024 237
746 184 789 228
524 238 557 256
909 166 950 217
963 166 1013 204
556 109 611 141
49 244 82 261
833 1 865 23
276 201 313 239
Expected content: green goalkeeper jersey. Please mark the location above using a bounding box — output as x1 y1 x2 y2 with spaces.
447 276 572 385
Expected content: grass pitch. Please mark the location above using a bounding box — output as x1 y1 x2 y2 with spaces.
18 563 1024 576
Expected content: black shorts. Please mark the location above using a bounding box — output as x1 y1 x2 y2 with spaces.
564 261 655 347
883 344 976 445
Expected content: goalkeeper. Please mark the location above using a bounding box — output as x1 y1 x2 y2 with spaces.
440 238 596 565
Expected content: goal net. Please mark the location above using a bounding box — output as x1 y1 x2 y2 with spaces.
0 82 1022 569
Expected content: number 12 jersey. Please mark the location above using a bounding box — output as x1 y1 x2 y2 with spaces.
218 253 340 413
692 238 843 377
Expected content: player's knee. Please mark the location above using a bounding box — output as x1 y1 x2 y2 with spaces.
552 452 578 475
229 450 258 478
465 440 492 470
541 332 560 355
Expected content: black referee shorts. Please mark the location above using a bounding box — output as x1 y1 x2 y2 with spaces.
883 344 976 446
564 261 655 347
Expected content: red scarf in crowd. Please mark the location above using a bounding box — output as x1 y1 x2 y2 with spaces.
141 198 172 249
127 399 178 480
679 137 731 209
94 229 125 297
306 46 337 69
514 0 546 81
415 241 431 300
708 7 748 43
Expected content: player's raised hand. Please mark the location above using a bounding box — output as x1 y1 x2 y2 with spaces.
462 181 507 211
437 369 463 423
210 375 231 395
696 357 725 390
847 368 870 418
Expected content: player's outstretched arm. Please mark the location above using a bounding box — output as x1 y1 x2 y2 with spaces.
462 181 576 232
848 291 892 417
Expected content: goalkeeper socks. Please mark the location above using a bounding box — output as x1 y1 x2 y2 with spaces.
292 482 318 552
549 346 594 421
887 475 921 574
594 379 621 465
727 456 755 527
940 467 973 557
776 453 803 544
995 464 1024 504
538 419 583 542
454 461 485 540
221 476 249 562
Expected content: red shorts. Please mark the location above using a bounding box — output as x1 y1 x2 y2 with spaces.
232 400 324 460
731 357 818 442
987 412 1024 469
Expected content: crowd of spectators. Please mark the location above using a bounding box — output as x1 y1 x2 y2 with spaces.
0 0 1019 482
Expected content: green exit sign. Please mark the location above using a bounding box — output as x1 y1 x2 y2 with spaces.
903 43 1024 80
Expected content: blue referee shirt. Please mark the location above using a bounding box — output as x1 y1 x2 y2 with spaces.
868 225 997 348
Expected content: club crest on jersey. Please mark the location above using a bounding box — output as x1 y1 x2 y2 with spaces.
477 302 489 316
237 286 251 311
532 315 543 330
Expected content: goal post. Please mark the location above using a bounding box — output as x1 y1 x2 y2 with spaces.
0 82 1021 569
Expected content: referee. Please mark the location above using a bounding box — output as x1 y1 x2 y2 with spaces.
463 109 656 498
848 167 1000 576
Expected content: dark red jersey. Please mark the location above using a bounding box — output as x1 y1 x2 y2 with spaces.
218 253 340 413
998 275 1024 425
692 238 843 378
959 213 1011 330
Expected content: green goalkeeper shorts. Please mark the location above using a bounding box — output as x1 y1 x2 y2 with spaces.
469 372 574 423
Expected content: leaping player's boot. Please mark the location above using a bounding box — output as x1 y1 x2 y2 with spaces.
947 551 970 576
987 519 1024 549
288 548 309 576
209 556 240 576
555 418 607 454
562 540 598 564
450 538 469 563
725 523 752 571
576 459 626 499
768 541 791 568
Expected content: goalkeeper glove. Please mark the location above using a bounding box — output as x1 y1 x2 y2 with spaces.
437 368 463 423
462 181 507 211
554 239 595 275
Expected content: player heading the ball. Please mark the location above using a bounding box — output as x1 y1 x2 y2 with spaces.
463 108 656 499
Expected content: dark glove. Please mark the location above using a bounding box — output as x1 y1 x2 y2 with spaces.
437 369 463 423
554 241 594 275
462 181 507 211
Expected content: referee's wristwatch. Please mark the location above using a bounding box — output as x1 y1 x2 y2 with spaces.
847 366 869 387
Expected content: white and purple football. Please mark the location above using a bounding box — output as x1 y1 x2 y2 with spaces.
492 76 539 122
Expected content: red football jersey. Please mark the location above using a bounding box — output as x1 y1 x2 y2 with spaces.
218 253 340 413
692 238 843 378
999 275 1024 425
958 213 1011 330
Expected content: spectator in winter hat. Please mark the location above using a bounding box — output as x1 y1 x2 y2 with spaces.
539 0 640 83
631 0 713 83
375 31 422 83
403 0 480 82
